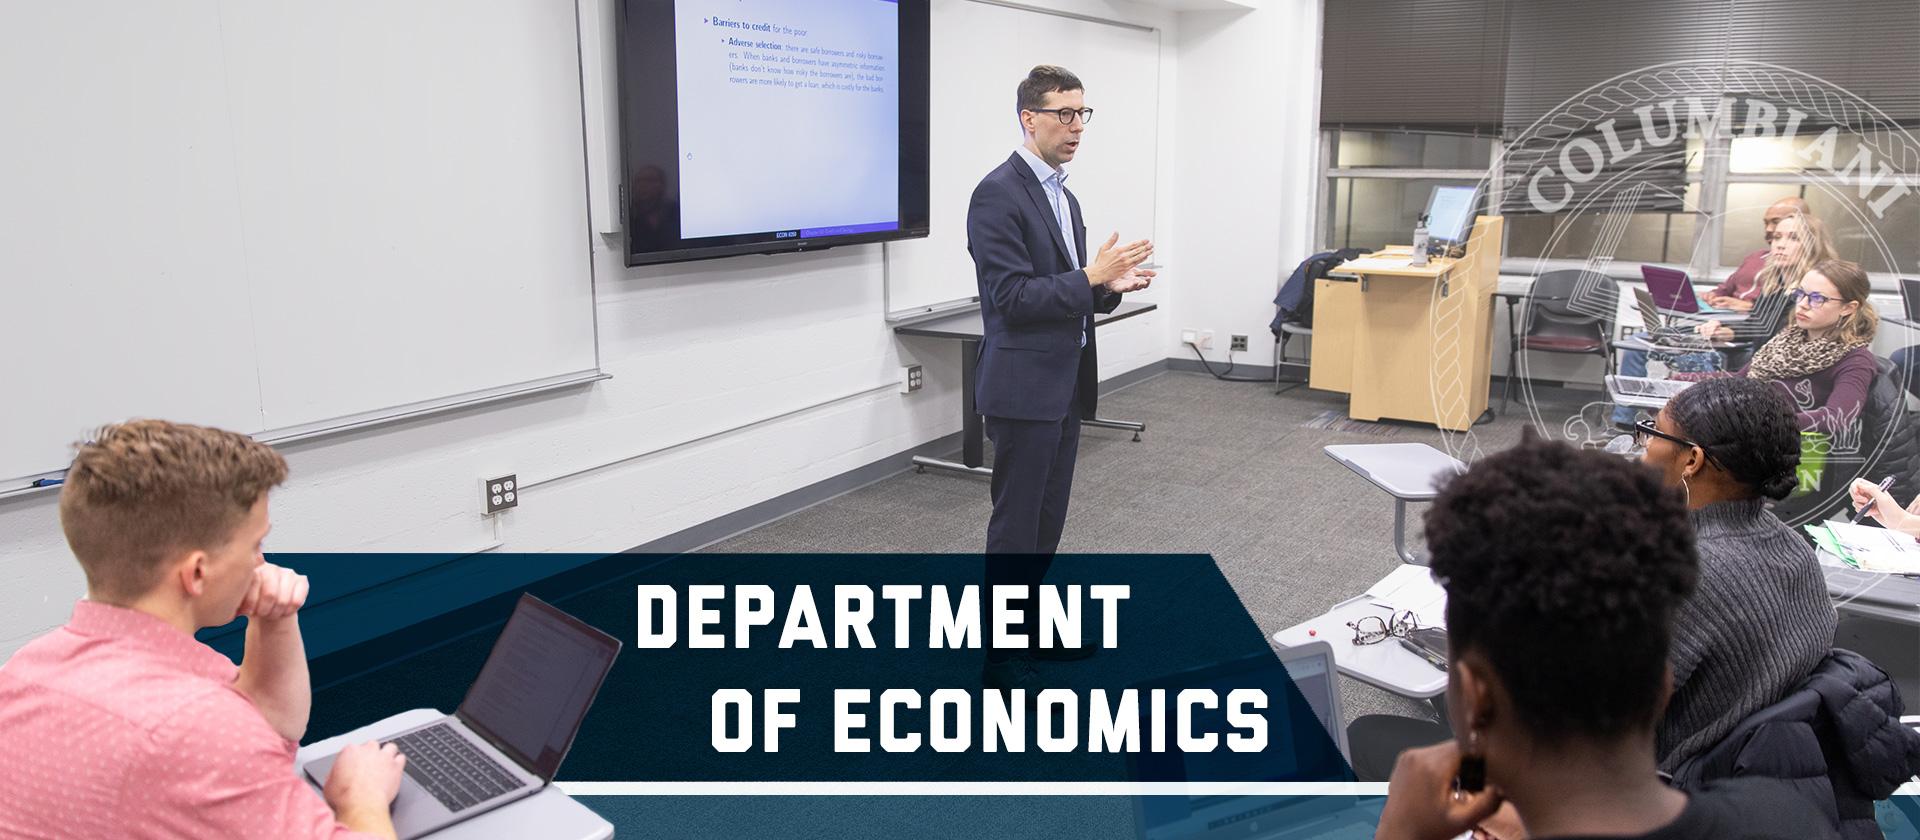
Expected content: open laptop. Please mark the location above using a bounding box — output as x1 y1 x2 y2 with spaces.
1900 278 1920 322
1633 288 1715 349
304 594 621 840
1128 643 1368 840
1642 265 1723 314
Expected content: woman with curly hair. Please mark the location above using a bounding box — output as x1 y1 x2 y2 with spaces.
1375 436 1837 840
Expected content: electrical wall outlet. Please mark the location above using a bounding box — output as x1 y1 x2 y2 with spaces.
1230 334 1249 352
1199 330 1215 350
900 364 923 394
484 474 518 515
1181 328 1198 345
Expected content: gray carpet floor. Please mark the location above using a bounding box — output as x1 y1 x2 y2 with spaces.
708 370 1606 730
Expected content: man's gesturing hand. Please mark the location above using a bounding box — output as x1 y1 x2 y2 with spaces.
1105 267 1155 293
1086 232 1152 287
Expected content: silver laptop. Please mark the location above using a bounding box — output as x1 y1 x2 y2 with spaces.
304 594 621 839
1633 288 1714 349
1128 643 1366 840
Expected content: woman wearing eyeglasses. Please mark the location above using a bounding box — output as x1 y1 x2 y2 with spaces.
1611 213 1836 429
1673 259 1880 439
1375 436 1837 840
1632 377 1836 773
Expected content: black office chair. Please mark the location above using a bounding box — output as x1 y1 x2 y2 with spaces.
1273 322 1312 393
1503 269 1618 415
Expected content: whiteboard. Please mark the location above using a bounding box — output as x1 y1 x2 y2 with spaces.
0 1 598 481
884 0 1161 318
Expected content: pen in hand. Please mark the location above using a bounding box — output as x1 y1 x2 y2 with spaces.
1852 476 1896 524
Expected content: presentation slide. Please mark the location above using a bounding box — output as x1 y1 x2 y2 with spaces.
673 0 900 240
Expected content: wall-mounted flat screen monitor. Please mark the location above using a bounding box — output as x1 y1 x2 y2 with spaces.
617 0 931 266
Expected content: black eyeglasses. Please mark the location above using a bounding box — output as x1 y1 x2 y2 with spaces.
1634 419 1720 465
1348 610 1420 646
1789 289 1840 308
1025 107 1094 125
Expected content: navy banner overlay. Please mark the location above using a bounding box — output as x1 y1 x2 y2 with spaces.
252 553 1353 785
575 794 1391 839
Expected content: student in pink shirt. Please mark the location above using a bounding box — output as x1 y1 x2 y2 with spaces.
0 420 407 839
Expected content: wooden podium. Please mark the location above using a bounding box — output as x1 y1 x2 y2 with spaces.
1308 216 1503 432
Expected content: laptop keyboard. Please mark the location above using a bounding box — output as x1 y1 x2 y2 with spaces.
390 722 527 812
1649 327 1709 347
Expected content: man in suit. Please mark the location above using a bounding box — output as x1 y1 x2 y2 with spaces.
966 65 1152 688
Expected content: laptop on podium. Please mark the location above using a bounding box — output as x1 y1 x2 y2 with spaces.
304 594 621 840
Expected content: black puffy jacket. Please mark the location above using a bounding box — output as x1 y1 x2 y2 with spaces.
1860 357 1920 508
1669 648 1920 840
1776 358 1920 524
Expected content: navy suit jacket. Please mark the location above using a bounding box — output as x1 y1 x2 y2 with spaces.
966 152 1121 422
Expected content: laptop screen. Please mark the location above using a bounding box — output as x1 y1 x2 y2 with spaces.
1129 647 1351 836
458 594 622 780
1633 288 1664 330
1278 648 1341 755
1424 185 1478 244
1641 265 1696 311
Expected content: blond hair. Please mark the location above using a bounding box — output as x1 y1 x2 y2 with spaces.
1756 212 1836 296
59 419 287 601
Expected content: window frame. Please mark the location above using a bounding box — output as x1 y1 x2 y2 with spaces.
1315 115 1918 288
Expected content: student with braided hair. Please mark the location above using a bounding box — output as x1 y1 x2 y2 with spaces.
1632 377 1837 772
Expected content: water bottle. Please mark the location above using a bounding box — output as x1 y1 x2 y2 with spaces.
1410 214 1430 267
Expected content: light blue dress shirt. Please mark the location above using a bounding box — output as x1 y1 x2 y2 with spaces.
1015 146 1088 347
1015 146 1079 269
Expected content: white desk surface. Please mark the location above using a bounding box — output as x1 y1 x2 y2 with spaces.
1273 566 1450 700
1653 306 1749 324
1612 335 1735 354
1819 549 1920 626
298 709 614 840
1323 443 1465 501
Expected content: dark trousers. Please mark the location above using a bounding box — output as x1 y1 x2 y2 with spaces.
982 400 1082 662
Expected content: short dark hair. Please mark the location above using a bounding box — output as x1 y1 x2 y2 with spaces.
1016 65 1083 114
1425 435 1698 741
1667 377 1802 500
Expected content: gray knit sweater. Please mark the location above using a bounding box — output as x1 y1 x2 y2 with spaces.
1657 498 1837 772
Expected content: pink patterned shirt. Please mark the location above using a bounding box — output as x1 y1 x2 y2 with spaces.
0 601 377 839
